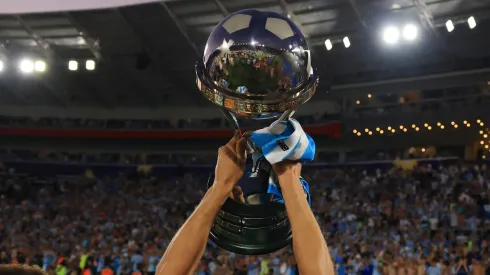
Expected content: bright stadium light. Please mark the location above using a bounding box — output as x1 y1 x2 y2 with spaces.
34 60 46 72
383 26 400 45
68 60 78 71
343 37 351 48
86 60 96 70
402 24 418 41
325 39 333 51
19 59 34 73
468 16 476 29
446 20 454 32
0 61 3 72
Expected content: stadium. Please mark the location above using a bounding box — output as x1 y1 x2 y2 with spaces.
0 0 490 274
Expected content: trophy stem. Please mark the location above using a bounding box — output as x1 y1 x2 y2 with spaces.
220 108 240 131
221 108 255 152
271 109 296 127
221 108 296 130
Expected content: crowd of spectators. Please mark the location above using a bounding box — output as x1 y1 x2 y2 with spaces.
0 158 490 275
0 147 460 167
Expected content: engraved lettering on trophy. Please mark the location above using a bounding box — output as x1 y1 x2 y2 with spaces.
278 102 286 111
204 90 212 100
224 98 236 110
236 103 245 112
256 104 263 113
214 94 224 105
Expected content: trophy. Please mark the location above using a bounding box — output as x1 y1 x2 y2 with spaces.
195 9 318 255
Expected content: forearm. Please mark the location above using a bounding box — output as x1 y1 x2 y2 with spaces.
157 186 228 275
278 175 334 275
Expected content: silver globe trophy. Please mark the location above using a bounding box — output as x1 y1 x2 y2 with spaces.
196 9 318 255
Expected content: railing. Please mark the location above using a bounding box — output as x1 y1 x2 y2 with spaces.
0 157 462 177
0 121 341 139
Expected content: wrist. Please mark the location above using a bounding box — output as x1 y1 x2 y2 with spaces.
209 181 232 202
276 172 297 187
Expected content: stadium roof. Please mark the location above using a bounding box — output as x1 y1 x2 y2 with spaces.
0 0 490 109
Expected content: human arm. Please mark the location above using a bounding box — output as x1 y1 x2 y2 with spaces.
273 162 334 275
156 134 247 275
462 260 469 272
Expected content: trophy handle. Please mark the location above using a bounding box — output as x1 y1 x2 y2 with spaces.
220 108 240 131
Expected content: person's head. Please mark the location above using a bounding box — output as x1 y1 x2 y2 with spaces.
361 256 369 266
0 265 47 275
472 258 480 266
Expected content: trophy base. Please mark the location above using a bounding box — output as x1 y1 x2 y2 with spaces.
207 172 292 255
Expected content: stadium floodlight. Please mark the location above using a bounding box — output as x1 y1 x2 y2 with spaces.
86 60 96 70
19 59 34 73
382 26 400 45
34 60 46 72
68 60 78 71
0 61 3 72
343 37 351 48
446 20 454 32
468 16 476 29
402 24 418 41
325 39 333 51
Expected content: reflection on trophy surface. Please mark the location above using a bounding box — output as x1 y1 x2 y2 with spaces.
209 49 302 99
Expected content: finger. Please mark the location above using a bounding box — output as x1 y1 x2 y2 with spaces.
232 186 246 204
217 146 225 157
228 191 245 204
235 192 246 204
242 131 253 138
235 136 248 160
218 146 238 165
232 186 242 196
226 135 239 149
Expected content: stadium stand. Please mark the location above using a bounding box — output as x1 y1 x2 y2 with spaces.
1 154 490 274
